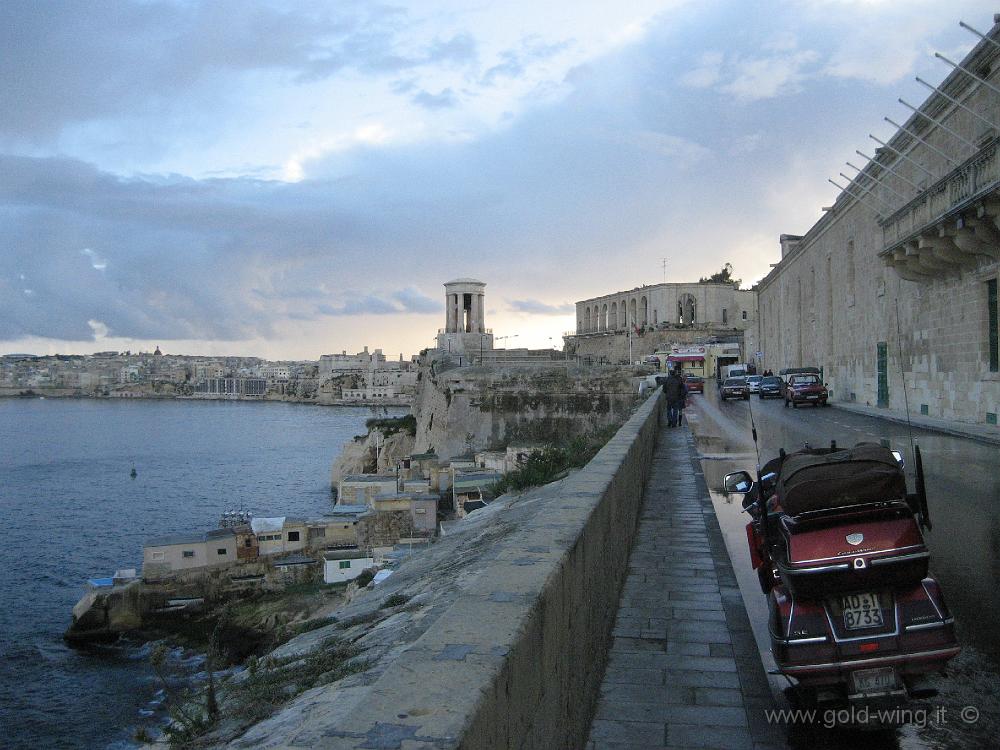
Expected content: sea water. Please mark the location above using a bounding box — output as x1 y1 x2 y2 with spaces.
0 398 393 749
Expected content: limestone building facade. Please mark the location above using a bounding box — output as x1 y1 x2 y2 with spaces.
755 18 1000 426
574 283 756 335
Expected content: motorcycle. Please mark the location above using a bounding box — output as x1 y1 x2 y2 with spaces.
724 441 960 717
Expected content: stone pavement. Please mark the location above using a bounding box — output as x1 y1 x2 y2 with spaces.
586 421 786 750
832 400 1000 446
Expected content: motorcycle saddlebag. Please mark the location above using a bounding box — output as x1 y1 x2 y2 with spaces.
777 444 906 517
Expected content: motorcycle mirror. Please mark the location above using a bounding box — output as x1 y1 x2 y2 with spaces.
891 450 905 469
724 471 754 494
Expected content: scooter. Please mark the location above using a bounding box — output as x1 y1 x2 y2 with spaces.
724 441 960 718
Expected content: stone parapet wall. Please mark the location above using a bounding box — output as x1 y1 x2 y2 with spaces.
227 391 664 748
565 326 744 366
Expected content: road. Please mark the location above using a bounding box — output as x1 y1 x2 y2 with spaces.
684 386 1000 750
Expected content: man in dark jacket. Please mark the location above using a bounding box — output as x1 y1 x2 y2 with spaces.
662 369 687 427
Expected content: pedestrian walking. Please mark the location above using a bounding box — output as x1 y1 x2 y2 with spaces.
661 368 687 428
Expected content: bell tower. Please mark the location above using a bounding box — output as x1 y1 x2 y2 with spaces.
436 278 493 354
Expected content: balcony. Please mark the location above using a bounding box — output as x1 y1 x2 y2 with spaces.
879 137 1000 281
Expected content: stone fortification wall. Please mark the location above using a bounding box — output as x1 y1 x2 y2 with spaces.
412 362 640 458
755 21 1000 426
565 326 744 365
209 391 663 749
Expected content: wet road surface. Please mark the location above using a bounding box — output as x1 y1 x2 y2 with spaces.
684 386 1000 750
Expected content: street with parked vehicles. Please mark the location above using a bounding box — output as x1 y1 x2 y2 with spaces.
683 383 1000 749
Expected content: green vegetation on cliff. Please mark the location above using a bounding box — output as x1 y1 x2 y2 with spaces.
491 424 621 494
364 413 417 437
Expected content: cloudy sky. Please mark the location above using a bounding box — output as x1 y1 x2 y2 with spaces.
1 0 995 359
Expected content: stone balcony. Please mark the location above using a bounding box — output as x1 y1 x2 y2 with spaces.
879 137 1000 281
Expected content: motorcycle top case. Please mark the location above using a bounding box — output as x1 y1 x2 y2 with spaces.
776 443 907 516
773 503 929 597
769 444 926 597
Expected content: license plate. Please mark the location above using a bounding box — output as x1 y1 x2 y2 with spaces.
841 592 883 630
806 395 818 399
852 667 896 695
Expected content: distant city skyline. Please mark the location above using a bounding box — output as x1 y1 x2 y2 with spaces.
2 0 996 359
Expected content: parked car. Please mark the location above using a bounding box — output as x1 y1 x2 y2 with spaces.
720 377 750 401
758 375 782 399
782 373 829 407
746 375 763 393
684 374 704 394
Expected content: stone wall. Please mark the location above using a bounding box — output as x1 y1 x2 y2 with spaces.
211 391 664 749
755 21 1000 426
564 326 745 365
412 362 641 458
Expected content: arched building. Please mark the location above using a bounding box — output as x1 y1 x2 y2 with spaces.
574 283 756 335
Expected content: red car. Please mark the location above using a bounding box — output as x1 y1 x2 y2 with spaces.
782 374 829 407
684 375 704 394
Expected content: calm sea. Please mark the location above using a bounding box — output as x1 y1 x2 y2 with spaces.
0 398 395 749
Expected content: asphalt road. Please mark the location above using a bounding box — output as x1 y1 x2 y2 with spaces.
684 386 1000 750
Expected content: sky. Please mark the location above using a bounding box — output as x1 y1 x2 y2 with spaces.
2 0 997 360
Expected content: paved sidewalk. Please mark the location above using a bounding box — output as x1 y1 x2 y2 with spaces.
832 400 1000 446
586 422 785 750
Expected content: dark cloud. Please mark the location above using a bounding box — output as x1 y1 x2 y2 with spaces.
508 299 575 315
0 1 474 142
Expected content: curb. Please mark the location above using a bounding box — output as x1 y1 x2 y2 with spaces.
831 402 1000 447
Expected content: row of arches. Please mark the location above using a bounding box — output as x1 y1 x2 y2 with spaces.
580 297 648 333
578 293 702 333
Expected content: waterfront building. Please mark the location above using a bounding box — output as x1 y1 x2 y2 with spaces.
141 527 240 579
338 475 400 506
323 549 376 584
373 493 439 535
754 17 1000 426
199 376 267 397
251 516 309 556
318 348 389 379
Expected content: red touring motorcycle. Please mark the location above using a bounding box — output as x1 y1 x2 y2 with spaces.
725 442 960 714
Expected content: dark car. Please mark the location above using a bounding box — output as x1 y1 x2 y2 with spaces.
720 377 750 401
684 375 704 394
758 375 782 399
782 374 829 407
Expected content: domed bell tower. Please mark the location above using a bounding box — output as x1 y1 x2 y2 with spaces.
436 278 494 355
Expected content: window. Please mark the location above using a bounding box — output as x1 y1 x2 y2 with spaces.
989 278 999 372
287 531 300 542
722 308 728 324
741 310 747 321
182 550 194 558
339 560 351 569
151 551 165 561
217 548 227 556
244 538 253 547
415 508 427 514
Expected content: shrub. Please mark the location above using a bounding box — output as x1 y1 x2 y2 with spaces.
364 414 416 437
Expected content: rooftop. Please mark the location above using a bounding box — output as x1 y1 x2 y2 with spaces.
342 474 398 483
